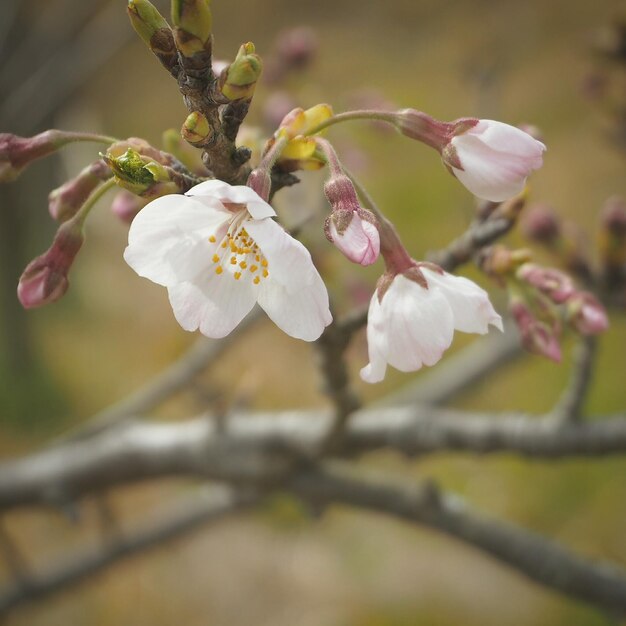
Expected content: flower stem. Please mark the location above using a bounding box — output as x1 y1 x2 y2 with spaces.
53 131 120 148
344 167 414 274
305 110 397 136
73 179 116 228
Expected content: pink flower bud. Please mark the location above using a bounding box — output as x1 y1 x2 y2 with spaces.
0 130 69 182
446 120 546 202
566 292 609 335
510 300 562 362
522 204 561 244
601 196 626 236
49 160 110 222
323 175 380 266
111 190 148 223
516 263 576 304
17 221 84 308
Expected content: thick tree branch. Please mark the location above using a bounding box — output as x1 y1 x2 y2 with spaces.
3 408 626 510
0 488 258 616
289 463 626 614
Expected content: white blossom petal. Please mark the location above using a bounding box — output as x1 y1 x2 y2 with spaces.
421 268 503 333
187 179 276 219
167 273 257 339
257 271 332 341
124 194 230 286
245 218 318 291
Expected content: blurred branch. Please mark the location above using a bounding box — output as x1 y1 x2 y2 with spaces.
0 487 258 616
553 336 598 422
1 1 136 131
289 463 626 614
3 408 626 510
57 309 263 443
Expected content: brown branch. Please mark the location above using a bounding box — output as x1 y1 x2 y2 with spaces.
289 463 626 614
2 408 626 511
0 488 258 616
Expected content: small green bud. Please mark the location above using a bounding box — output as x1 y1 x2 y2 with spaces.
181 111 212 145
221 42 263 101
127 0 178 72
171 0 212 57
103 148 176 197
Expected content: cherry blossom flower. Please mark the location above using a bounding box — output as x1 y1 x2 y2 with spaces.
360 266 502 383
445 120 546 202
124 179 332 340
326 209 380 266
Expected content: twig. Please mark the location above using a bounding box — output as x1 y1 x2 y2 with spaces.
0 488 258 616
289 463 626 614
553 336 598 423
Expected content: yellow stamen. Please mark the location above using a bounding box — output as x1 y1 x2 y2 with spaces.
209 235 216 243
215 266 223 275
212 254 220 263
261 259 268 268
239 261 247 269
253 276 260 285
230 257 237 265
262 269 269 278
221 240 228 248
234 271 242 280
249 265 258 273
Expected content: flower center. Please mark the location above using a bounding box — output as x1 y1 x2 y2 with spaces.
208 226 269 285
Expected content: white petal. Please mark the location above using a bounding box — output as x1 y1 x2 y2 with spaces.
257 271 331 341
386 276 455 369
167 273 257 339
450 137 530 202
245 218 319 292
422 268 503 334
125 194 230 286
468 120 546 159
187 180 276 219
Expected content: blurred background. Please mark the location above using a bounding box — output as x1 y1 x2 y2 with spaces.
1 0 625 624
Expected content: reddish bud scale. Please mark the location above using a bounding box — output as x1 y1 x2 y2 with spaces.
510 300 562 362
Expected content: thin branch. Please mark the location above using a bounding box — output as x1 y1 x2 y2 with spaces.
56 309 263 444
553 336 599 423
289 463 626 614
0 488 258 616
3 408 626 511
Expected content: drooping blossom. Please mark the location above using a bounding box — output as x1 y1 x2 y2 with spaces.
444 120 546 202
124 179 332 341
394 111 545 202
360 265 502 383
323 172 379 267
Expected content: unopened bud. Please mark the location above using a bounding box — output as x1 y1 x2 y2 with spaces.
566 292 609 335
394 109 456 150
1 130 75 182
111 190 148 223
220 42 263 101
181 111 212 145
171 0 212 58
127 0 177 71
275 27 317 70
481 245 532 277
49 160 111 222
522 204 561 244
517 263 576 304
323 175 380 266
510 299 562 362
18 221 84 308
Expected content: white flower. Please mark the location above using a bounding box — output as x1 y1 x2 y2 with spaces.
360 267 503 383
446 120 546 202
124 179 332 341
